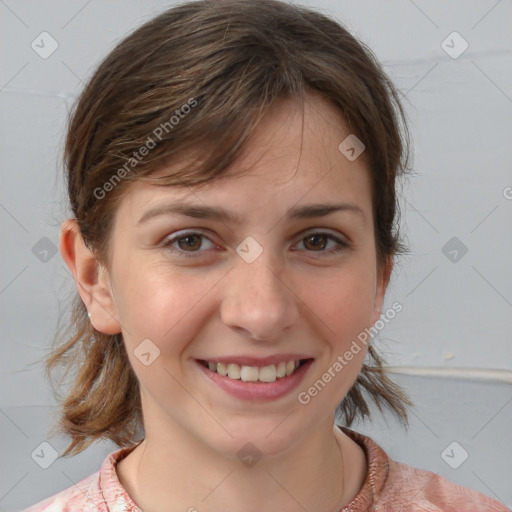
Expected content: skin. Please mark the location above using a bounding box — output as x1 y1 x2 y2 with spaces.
61 93 392 512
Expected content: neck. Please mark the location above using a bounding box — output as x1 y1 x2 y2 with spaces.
117 419 367 512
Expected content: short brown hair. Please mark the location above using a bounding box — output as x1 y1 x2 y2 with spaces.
46 0 413 456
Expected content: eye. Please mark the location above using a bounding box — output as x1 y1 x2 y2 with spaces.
162 231 216 258
162 229 349 259
295 231 349 255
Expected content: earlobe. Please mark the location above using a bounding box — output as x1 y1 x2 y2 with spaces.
59 219 122 335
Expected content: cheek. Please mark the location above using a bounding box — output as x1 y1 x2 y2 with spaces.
302 263 376 341
298 261 376 393
114 264 220 354
297 271 374 408
115 269 217 404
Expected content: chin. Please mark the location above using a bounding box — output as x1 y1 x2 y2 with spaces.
205 415 308 460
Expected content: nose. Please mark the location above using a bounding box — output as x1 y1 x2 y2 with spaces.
220 249 301 342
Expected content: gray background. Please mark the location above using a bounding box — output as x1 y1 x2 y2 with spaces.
1 0 511 510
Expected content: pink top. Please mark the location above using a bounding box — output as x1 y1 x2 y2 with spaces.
24 426 510 512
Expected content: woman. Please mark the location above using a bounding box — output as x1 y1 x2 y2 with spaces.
24 0 509 510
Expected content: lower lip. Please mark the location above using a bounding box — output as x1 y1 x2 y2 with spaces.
196 359 313 401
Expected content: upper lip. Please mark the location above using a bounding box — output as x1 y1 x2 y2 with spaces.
196 354 314 367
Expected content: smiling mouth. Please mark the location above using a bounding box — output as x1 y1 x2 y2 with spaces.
197 358 313 383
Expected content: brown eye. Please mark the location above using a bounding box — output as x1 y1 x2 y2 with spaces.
177 235 203 251
163 231 216 258
303 234 328 251
296 231 349 256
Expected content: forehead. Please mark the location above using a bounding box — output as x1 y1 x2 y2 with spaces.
118 94 373 221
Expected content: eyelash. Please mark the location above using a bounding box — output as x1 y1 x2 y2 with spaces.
162 230 349 259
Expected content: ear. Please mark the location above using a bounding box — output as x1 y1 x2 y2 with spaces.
59 219 122 335
370 255 393 326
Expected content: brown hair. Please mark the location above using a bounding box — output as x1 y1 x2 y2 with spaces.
46 0 413 456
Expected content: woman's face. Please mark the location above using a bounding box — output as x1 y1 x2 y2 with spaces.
99 94 390 457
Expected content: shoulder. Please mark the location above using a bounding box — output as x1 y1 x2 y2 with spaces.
338 426 510 512
382 459 510 511
22 471 102 512
22 444 141 512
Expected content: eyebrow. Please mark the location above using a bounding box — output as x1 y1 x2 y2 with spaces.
137 201 366 226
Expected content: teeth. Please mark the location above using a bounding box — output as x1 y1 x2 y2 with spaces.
276 362 286 378
217 362 228 377
259 364 277 382
227 364 241 379
205 359 304 383
240 366 259 382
